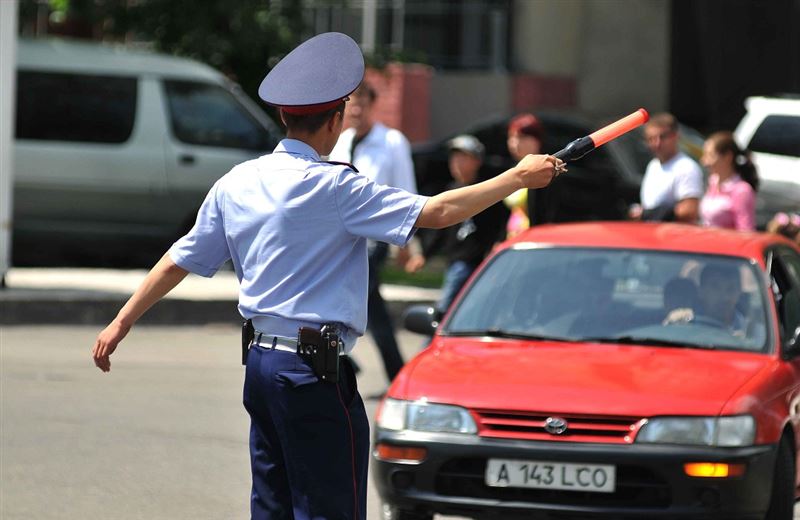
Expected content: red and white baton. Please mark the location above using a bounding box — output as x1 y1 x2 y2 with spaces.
553 108 650 163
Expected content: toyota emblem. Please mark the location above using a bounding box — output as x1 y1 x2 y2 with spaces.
544 417 568 435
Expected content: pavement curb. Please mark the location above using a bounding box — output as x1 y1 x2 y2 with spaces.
0 269 439 326
0 297 433 326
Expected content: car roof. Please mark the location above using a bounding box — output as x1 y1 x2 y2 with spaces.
505 222 790 260
744 95 800 115
17 38 224 83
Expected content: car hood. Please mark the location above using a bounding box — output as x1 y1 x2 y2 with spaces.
395 338 772 417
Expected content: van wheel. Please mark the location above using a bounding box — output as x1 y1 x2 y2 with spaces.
381 502 433 520
765 436 795 520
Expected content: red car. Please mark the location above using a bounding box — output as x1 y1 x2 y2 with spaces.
373 222 800 520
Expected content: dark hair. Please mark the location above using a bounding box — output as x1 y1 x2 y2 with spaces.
707 131 759 192
508 113 544 141
280 102 346 134
352 82 377 103
700 263 740 288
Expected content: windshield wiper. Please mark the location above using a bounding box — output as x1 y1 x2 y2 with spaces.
445 328 575 342
580 335 717 350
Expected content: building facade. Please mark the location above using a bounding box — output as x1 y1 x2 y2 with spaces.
305 0 799 142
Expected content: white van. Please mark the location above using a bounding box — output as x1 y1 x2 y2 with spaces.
733 95 800 229
13 38 283 266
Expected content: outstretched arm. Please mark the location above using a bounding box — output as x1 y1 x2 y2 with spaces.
416 154 557 229
92 253 189 372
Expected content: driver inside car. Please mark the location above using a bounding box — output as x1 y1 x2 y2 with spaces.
663 264 745 334
696 263 746 336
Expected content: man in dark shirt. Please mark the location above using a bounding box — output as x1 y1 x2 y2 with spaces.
406 134 510 313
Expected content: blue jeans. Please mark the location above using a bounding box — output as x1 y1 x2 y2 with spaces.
437 260 477 314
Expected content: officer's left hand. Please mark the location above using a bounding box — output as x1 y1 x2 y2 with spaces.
92 320 131 372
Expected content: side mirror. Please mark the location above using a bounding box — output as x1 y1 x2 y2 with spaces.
402 305 442 336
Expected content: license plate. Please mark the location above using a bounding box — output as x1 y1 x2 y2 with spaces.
485 459 615 493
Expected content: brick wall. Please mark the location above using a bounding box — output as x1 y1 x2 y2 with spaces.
511 74 577 111
365 63 434 144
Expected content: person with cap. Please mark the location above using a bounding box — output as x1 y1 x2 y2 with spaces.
91 33 559 520
406 134 510 314
505 113 545 236
328 81 416 385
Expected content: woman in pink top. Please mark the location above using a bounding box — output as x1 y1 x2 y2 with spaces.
700 131 759 231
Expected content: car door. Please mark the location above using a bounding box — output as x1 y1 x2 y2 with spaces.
13 70 165 261
160 78 281 236
768 245 800 482
773 246 800 346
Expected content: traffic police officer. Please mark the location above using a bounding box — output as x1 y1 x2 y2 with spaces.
92 32 560 520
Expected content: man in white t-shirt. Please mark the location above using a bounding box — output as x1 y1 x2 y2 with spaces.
630 113 703 223
328 82 417 384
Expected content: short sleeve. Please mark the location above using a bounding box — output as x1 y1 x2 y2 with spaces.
169 182 231 277
674 159 704 201
334 168 428 246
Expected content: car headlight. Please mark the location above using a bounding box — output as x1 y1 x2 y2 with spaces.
376 398 477 434
636 415 755 447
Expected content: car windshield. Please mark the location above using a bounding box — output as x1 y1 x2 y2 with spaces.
444 247 770 352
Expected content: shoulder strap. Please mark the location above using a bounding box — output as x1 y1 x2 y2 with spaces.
321 160 359 173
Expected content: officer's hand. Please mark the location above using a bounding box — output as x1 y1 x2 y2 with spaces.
515 154 560 189
92 320 130 372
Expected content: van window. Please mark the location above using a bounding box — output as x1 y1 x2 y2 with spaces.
16 71 137 143
164 80 273 151
748 115 800 158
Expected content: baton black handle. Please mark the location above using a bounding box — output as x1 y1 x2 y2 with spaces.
553 136 596 163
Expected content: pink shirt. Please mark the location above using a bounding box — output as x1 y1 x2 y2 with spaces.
700 173 756 231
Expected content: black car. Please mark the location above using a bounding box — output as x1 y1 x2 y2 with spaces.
412 111 654 223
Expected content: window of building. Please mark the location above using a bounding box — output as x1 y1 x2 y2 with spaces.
304 0 511 70
16 71 137 143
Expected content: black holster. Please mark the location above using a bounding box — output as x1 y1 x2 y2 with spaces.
298 324 342 383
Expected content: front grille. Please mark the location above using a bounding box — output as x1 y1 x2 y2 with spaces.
435 458 671 508
474 409 643 444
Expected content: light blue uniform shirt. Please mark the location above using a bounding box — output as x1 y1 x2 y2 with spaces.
169 139 428 351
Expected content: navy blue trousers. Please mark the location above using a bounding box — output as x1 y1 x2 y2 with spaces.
243 346 369 520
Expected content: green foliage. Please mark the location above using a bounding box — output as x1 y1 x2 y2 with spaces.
121 0 305 105
381 265 444 289
19 0 306 110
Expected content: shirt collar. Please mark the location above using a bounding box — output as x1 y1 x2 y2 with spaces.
361 123 384 145
660 151 683 168
273 138 321 161
719 173 742 187
346 122 383 147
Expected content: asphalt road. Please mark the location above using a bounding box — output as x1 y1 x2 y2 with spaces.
2 325 797 519
1 324 467 520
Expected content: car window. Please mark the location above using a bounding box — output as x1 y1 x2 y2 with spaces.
163 80 274 151
445 248 769 352
747 115 800 157
769 250 800 340
775 248 800 340
16 70 137 143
